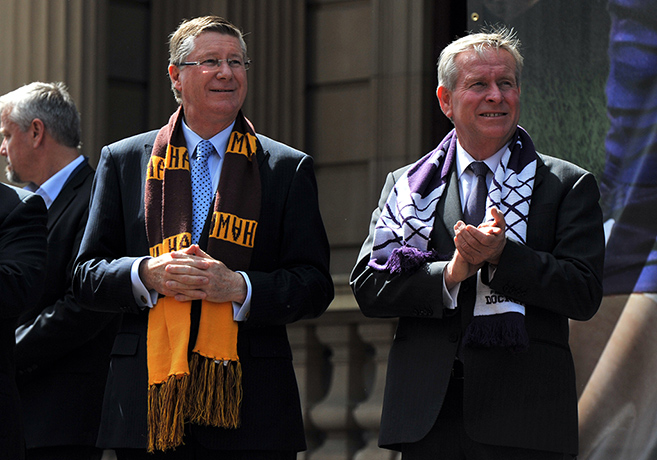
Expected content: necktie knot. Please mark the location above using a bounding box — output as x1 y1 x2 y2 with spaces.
196 140 215 163
469 161 489 178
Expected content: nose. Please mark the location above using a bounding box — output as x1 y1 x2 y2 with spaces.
215 61 232 79
486 84 503 103
0 138 7 157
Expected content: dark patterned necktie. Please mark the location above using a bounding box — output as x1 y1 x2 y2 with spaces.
191 140 215 243
464 161 489 225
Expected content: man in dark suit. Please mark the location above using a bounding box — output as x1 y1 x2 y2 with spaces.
73 16 333 460
0 183 47 460
0 81 120 460
350 28 605 459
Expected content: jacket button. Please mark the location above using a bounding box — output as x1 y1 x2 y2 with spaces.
449 332 459 343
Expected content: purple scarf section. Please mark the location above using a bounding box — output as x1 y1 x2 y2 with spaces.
368 130 459 273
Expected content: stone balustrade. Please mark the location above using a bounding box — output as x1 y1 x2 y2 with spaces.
288 279 401 460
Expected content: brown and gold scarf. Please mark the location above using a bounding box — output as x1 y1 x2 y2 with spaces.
144 106 261 452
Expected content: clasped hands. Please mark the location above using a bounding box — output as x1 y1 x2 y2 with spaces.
444 207 507 290
139 244 247 304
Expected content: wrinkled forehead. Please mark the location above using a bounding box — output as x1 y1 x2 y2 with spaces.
455 48 518 79
186 31 245 58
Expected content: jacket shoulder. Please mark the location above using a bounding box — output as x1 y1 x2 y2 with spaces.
256 134 307 161
536 152 591 179
0 184 43 219
105 130 159 154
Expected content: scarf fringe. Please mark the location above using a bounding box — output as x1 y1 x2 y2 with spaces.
384 246 443 274
147 374 190 453
463 312 529 353
187 353 242 428
147 354 242 453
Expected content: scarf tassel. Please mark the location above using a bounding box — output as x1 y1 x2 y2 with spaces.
384 246 443 274
187 353 243 428
147 374 190 453
463 312 529 353
146 355 242 453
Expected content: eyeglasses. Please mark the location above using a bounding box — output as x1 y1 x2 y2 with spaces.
177 58 251 71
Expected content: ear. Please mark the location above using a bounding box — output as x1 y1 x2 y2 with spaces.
437 86 453 119
30 119 46 148
168 64 182 93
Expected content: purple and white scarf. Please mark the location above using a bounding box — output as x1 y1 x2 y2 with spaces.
369 127 538 351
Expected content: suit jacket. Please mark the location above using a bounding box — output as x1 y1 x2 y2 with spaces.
73 129 333 451
14 159 121 449
0 183 47 460
350 153 605 455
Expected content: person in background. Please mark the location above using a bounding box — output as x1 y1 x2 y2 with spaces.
73 15 333 460
0 81 120 460
350 28 604 459
0 182 47 460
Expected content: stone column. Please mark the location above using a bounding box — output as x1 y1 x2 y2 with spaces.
309 320 367 459
353 321 398 460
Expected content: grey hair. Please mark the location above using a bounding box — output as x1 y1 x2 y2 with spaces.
0 81 81 148
437 26 523 92
168 16 249 104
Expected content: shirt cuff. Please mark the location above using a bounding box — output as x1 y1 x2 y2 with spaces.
443 275 460 310
233 271 252 321
131 256 159 308
488 263 497 280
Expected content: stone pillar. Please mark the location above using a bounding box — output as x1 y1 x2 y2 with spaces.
309 321 367 459
289 323 329 460
353 322 398 460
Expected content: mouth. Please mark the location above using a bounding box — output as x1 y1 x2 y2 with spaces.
210 89 234 93
480 113 506 118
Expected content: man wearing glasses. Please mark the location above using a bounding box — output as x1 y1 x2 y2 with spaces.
74 16 333 460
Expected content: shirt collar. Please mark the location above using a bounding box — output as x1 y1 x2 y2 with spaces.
182 119 236 159
25 155 85 209
455 140 509 180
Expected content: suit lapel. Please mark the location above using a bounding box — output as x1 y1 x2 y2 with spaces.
526 155 546 245
439 167 462 239
47 161 92 231
256 143 270 168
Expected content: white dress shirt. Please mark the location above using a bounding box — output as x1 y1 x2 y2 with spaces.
442 140 508 310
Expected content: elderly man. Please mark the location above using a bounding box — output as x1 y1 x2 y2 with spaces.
73 16 333 460
0 183 47 459
350 28 604 459
0 81 119 460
